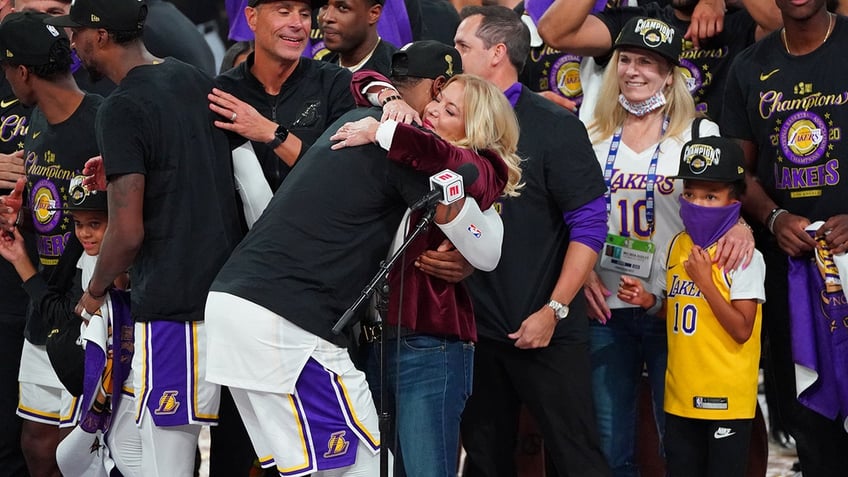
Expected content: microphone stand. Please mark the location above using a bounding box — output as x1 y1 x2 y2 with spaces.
331 206 437 477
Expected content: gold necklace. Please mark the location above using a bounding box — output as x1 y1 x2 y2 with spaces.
782 12 835 55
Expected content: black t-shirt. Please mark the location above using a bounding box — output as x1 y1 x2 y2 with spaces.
722 17 848 222
145 0 217 76
466 87 606 344
0 79 31 324
98 58 241 323
211 108 427 347
419 0 461 46
71 2 217 96
595 3 756 120
216 55 354 191
23 94 102 343
516 1 588 110
319 39 398 77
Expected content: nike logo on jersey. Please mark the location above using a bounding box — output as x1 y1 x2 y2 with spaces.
759 69 779 81
31 131 41 139
714 427 736 439
0 98 18 108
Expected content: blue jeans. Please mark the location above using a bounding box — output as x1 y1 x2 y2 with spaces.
589 308 667 477
367 335 474 477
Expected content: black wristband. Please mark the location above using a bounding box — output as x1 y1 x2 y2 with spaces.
381 94 403 106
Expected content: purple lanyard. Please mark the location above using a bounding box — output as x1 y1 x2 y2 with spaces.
603 116 669 236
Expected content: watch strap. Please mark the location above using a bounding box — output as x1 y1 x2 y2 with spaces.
265 124 289 149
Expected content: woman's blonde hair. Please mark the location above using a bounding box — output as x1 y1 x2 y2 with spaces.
445 74 523 197
587 49 697 144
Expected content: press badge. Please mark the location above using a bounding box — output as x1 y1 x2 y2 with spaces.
599 234 655 278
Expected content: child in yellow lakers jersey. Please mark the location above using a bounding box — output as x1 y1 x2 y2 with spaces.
618 136 765 477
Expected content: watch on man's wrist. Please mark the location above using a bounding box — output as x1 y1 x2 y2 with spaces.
265 124 289 149
547 299 570 320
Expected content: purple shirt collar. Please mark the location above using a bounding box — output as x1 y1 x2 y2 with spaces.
504 82 523 107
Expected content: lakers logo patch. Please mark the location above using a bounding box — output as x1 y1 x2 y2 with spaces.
154 390 180 415
323 430 350 458
780 111 828 165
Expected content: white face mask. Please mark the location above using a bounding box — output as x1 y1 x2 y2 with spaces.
618 90 667 116
618 71 673 117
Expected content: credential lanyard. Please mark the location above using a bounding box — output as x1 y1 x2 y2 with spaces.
602 116 669 237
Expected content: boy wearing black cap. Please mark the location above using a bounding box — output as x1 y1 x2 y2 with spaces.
619 136 766 477
2 178 138 477
46 1 241 476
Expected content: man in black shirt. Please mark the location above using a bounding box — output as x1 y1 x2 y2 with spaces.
453 6 610 476
211 0 354 192
721 0 848 474
48 0 241 475
319 0 397 75
206 107 426 475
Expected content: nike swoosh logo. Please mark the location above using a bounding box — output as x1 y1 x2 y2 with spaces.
31 131 40 139
759 69 779 81
0 98 18 108
714 430 736 439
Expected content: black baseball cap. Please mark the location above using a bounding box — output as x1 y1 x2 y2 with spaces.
0 11 69 66
45 0 147 31
248 0 329 9
673 136 745 183
391 41 462 80
48 176 108 212
613 17 681 66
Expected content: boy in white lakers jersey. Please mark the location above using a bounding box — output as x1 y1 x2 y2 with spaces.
618 136 765 477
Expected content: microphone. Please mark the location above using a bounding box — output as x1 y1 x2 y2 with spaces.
410 163 479 211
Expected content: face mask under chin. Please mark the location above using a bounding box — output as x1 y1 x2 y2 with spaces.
618 89 668 117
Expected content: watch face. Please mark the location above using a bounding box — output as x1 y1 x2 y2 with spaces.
556 307 569 319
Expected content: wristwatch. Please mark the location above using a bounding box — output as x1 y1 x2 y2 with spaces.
265 124 289 149
547 299 570 320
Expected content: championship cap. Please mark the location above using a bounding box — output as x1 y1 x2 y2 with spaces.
672 136 745 183
613 16 681 65
45 0 147 31
391 41 462 80
248 0 330 9
48 175 108 212
0 12 69 66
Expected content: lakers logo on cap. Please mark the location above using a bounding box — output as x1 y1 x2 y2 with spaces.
633 18 676 48
154 390 180 415
323 431 350 458
682 143 721 175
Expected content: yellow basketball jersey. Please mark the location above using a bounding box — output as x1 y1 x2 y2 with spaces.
664 232 762 420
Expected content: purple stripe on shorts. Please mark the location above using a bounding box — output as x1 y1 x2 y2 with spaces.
145 322 191 427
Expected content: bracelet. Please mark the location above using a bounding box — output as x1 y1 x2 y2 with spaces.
381 94 403 106
88 285 108 299
766 207 788 234
737 217 753 233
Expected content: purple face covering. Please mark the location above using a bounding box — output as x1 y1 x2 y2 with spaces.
678 196 741 248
